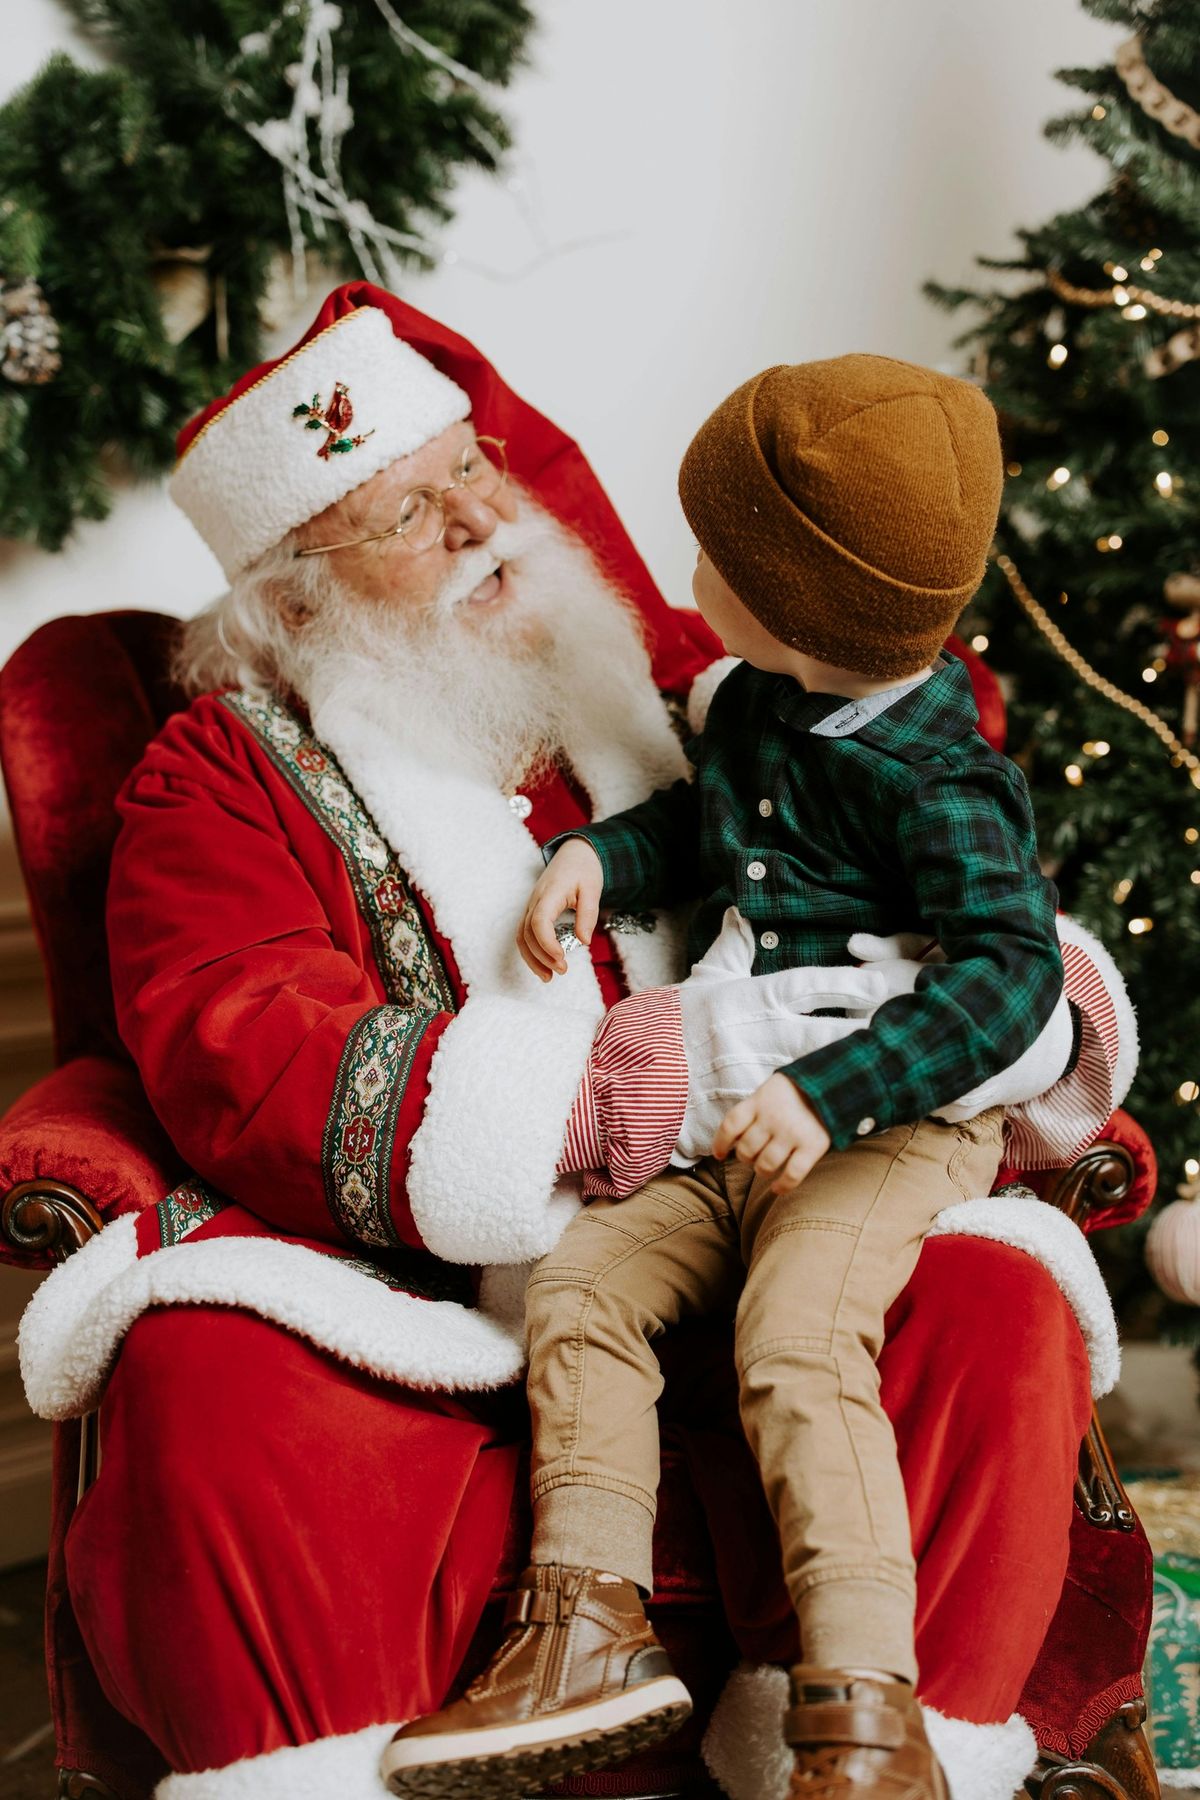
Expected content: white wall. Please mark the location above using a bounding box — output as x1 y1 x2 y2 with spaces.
0 0 1116 880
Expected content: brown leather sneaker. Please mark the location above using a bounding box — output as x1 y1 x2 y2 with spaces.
785 1667 948 1799
379 1564 692 1797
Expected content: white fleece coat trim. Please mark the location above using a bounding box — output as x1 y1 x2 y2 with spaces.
17 1213 527 1423
154 1722 400 1800
687 654 741 734
700 1663 1038 1800
930 1191 1120 1398
312 659 690 1267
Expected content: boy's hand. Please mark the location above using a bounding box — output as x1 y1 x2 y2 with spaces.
713 1073 832 1195
518 838 604 981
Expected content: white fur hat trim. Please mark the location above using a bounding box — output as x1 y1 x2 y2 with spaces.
169 307 471 577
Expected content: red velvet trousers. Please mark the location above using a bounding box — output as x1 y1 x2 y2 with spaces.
56 1238 1101 1789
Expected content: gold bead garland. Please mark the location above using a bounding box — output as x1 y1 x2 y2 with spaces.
1115 34 1200 153
993 551 1200 787
1046 266 1200 321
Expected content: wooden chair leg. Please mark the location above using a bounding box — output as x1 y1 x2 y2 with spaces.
1028 1697 1161 1799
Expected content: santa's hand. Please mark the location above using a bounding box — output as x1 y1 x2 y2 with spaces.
713 1072 831 1196
846 925 1078 1123
673 909 903 1164
518 838 603 982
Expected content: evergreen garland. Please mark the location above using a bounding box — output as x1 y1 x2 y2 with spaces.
927 0 1200 1340
0 0 533 550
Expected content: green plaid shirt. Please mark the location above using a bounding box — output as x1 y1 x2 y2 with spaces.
563 654 1063 1151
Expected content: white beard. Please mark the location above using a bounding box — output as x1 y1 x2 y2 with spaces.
291 500 659 788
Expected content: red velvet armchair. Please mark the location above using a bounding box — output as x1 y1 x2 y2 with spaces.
0 609 1163 1800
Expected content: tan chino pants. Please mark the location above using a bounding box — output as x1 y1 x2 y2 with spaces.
526 1106 1006 1680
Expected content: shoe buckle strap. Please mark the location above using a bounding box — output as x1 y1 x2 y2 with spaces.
785 1700 906 1751
504 1587 558 1628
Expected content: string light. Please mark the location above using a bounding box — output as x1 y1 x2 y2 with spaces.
1153 429 1170 445
1187 827 1200 843
1176 1080 1200 1102
1187 1158 1200 1178
1064 763 1084 785
1109 264 1130 282
1096 534 1123 552
1092 103 1107 119
1113 877 1134 902
1191 870 1200 885
971 633 989 652
1048 342 1069 367
1113 284 1131 305
1083 740 1111 755
1140 256 1156 271
1047 465 1072 490
1123 302 1148 320
1156 470 1175 496
1143 666 1159 682
1128 916 1154 934
1006 460 1023 477
1148 248 1163 261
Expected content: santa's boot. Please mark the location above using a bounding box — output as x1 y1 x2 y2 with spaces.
379 1563 692 1797
785 1667 948 1799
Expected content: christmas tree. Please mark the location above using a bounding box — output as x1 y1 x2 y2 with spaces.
0 0 533 550
927 0 1200 1341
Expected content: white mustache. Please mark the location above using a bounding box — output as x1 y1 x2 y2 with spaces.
432 518 547 615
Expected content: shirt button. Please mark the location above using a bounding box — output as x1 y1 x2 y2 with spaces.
758 798 774 818
856 1116 876 1137
760 930 780 950
747 860 766 880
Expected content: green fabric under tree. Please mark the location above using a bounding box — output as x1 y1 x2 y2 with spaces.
928 0 1200 1341
0 0 533 550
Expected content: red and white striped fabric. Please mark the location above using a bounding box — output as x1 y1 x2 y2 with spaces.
558 986 689 1197
558 913 1134 1193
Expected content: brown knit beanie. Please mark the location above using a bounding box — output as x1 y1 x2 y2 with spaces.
678 353 1003 679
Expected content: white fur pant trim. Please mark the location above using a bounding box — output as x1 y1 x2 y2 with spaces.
701 1663 1038 1800
155 1722 399 1799
930 1191 1120 1397
17 1213 528 1422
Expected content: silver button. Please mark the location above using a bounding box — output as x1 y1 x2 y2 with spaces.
747 860 766 880
856 1116 876 1137
508 793 533 821
760 930 780 950
759 798 773 818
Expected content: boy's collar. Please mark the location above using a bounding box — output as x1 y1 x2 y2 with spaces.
772 652 981 762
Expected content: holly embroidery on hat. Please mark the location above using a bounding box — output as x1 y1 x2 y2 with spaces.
292 380 376 460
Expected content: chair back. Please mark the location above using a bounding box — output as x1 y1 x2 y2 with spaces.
0 610 186 1065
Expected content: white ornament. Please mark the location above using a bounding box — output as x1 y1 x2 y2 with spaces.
1146 1198 1200 1305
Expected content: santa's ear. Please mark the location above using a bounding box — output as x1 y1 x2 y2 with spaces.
266 575 316 632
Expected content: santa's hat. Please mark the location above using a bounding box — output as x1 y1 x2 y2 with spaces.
170 304 471 578
170 281 722 693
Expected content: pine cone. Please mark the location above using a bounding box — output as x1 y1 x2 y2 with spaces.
1 276 62 385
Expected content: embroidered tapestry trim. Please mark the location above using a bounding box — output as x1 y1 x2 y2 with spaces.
156 1178 229 1247
155 1175 472 1303
219 689 455 1015
321 1002 434 1248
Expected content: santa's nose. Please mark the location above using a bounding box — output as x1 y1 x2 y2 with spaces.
442 482 500 552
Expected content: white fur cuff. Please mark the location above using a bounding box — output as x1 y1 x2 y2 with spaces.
406 994 597 1265
687 655 741 734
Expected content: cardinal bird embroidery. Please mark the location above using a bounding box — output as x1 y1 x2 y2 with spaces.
292 382 376 459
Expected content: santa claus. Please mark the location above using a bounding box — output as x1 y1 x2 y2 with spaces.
18 283 1138 1800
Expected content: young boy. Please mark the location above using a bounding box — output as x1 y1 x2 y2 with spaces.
381 355 1065 1800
